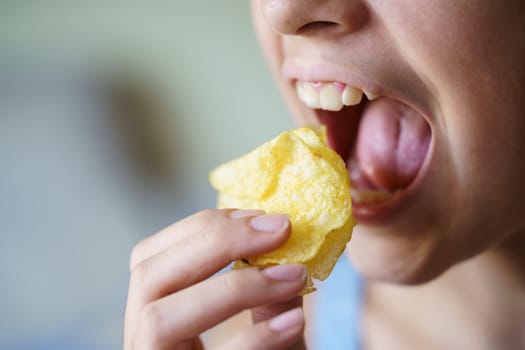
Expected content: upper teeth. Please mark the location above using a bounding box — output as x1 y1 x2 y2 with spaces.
363 91 379 101
296 81 377 111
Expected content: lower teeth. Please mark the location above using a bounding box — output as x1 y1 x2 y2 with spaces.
351 188 393 204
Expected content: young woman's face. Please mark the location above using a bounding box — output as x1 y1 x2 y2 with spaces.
252 0 525 283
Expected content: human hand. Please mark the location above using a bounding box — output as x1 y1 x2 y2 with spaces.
124 209 307 349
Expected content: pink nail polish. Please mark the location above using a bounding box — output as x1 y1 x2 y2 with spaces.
229 209 265 219
250 214 289 232
263 264 306 282
268 308 304 332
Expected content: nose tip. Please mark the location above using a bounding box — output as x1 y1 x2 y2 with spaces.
260 0 368 36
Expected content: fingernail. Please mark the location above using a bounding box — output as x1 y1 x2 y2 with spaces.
229 209 265 219
268 308 304 332
263 264 306 282
250 214 289 232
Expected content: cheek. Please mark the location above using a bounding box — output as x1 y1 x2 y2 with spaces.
443 96 525 251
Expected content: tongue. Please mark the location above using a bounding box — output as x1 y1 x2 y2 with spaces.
355 98 431 191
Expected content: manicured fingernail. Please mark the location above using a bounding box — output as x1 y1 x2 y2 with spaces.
268 308 304 332
263 264 306 282
229 209 265 219
250 214 289 232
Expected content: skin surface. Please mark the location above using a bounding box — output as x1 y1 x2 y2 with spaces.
251 0 525 348
124 1 525 349
252 0 525 283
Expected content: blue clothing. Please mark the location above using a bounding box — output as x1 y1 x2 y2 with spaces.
315 255 363 350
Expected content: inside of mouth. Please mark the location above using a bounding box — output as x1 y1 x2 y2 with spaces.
317 96 431 203
317 100 365 164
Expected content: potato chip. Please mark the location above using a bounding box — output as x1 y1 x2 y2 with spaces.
209 126 356 293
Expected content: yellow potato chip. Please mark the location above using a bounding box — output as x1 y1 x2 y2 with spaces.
209 126 356 293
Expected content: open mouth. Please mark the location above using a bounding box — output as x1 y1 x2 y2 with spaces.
295 80 432 219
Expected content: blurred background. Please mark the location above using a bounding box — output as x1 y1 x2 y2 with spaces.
0 2 292 349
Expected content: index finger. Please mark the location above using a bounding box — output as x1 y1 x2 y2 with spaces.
129 208 264 270
130 209 291 302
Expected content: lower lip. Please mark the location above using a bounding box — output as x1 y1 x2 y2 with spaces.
351 189 412 224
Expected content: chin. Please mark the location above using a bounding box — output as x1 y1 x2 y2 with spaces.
347 223 457 285
347 208 520 285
